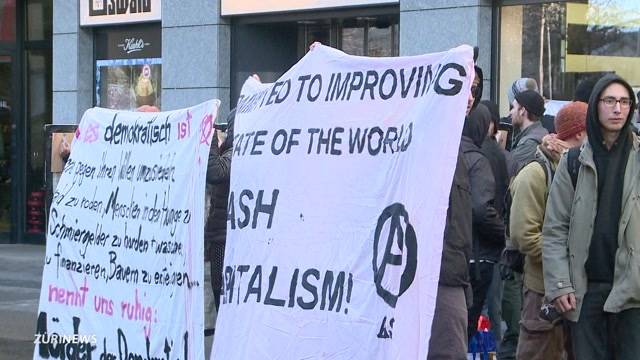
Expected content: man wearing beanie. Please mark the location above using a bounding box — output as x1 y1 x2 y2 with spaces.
509 101 586 359
500 89 549 359
555 102 588 142
501 78 539 151
508 78 539 107
543 74 640 359
510 90 549 171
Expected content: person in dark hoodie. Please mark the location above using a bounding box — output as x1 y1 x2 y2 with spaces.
206 109 234 314
480 100 513 214
463 103 506 341
427 63 480 360
480 99 513 348
543 74 640 359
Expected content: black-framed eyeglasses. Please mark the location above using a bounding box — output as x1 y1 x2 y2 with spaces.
599 97 632 108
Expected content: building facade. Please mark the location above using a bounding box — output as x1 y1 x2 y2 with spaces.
1 0 638 243
0 0 52 243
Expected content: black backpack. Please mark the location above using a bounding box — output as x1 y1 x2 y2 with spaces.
501 149 580 274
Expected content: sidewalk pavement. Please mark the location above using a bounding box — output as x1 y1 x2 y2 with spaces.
0 244 218 359
0 244 45 359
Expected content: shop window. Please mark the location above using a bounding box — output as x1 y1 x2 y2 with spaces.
95 24 162 111
341 22 365 56
297 15 399 57
368 19 398 57
230 14 399 107
300 21 333 52
499 1 640 114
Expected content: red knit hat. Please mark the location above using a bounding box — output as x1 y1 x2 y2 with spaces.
555 101 587 141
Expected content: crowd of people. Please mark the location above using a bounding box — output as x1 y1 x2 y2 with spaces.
428 56 640 359
201 58 640 359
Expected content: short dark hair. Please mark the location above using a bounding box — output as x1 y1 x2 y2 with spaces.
526 112 539 122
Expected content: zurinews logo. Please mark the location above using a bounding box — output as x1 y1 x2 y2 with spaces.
34 333 97 345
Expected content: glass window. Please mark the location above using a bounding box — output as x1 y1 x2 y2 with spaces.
298 21 333 56
368 19 398 57
26 50 50 234
27 0 52 41
96 60 162 110
232 14 398 107
337 16 398 57
0 55 11 234
298 15 399 58
94 25 162 111
0 0 16 42
306 23 332 49
499 1 640 114
341 24 365 56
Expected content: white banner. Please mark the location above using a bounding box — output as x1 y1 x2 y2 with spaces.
34 100 219 360
212 45 474 359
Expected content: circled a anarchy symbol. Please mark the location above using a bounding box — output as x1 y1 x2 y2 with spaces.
199 114 213 145
372 203 417 308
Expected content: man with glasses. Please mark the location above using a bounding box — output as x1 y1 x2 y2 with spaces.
543 74 640 359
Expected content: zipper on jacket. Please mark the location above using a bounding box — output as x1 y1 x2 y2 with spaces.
568 252 575 287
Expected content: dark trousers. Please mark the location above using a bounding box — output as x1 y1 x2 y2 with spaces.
209 241 225 311
487 265 504 350
499 272 523 359
570 282 640 360
428 285 468 360
468 262 496 340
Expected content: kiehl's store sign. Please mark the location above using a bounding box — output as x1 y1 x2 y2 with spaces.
80 0 161 26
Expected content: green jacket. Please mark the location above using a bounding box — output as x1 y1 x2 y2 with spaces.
510 148 556 294
542 135 640 322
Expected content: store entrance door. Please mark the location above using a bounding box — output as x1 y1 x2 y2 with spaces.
0 54 13 242
230 13 398 108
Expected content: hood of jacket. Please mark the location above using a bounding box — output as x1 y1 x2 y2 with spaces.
464 103 491 147
472 65 484 110
586 74 636 153
220 108 236 153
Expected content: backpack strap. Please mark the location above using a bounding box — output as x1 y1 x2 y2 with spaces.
566 147 581 189
534 158 550 189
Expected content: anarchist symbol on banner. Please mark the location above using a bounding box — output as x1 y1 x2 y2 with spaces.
372 203 418 308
